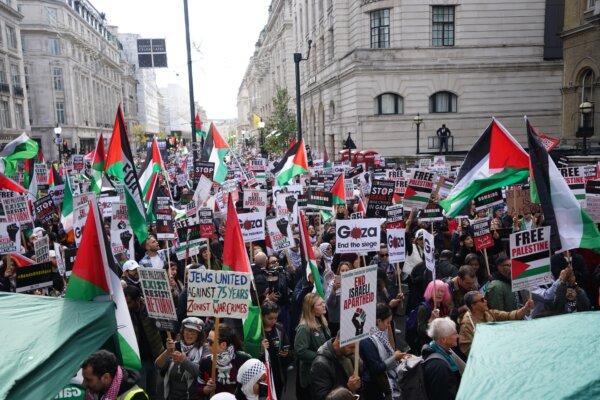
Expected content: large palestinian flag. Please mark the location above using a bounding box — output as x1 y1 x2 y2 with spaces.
272 139 309 186
299 210 324 298
65 201 141 370
201 123 229 184
105 105 148 244
527 118 600 253
440 118 529 217
331 173 346 205
0 133 39 177
90 133 105 194
222 193 251 273
139 138 165 209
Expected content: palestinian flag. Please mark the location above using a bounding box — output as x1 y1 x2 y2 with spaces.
65 201 141 370
0 133 39 177
90 133 105 194
23 146 43 190
242 305 263 358
9 252 35 267
272 139 309 186
48 165 63 187
299 210 324 298
194 113 207 140
105 105 148 244
139 138 165 209
60 174 74 241
222 193 251 273
331 173 346 205
0 172 27 194
527 118 600 253
440 118 529 217
201 123 229 184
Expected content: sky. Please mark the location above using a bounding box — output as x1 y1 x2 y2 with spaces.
92 0 271 120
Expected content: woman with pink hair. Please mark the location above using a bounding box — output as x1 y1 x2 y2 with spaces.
415 280 453 354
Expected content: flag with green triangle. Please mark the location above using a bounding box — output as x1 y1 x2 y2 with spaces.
90 133 105 194
331 173 346 205
299 210 324 298
0 133 39 177
271 139 309 186
201 123 229 184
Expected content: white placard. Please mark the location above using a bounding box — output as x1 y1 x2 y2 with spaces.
138 267 178 321
386 228 406 263
423 230 435 278
243 189 268 212
73 204 89 247
267 217 293 252
33 235 50 263
340 265 377 346
0 223 20 253
238 211 265 243
194 175 213 205
335 218 381 254
187 269 252 319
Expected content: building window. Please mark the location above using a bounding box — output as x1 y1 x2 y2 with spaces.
432 6 455 47
580 69 595 103
14 102 23 129
430 91 457 113
46 7 58 23
5 25 17 49
370 9 390 49
49 38 61 55
0 61 6 85
588 0 596 10
0 100 10 128
53 67 64 91
56 101 66 124
375 93 403 115
10 64 19 87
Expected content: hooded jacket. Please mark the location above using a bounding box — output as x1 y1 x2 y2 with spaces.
310 339 356 400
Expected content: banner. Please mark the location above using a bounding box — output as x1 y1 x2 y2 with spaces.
403 170 435 211
33 195 59 225
340 265 377 346
335 218 381 254
472 217 493 251
243 189 268 212
33 235 50 263
34 163 48 186
510 226 553 291
16 262 53 293
585 179 600 223
2 195 33 229
0 223 20 253
423 230 435 278
238 211 265 243
187 269 251 319
138 267 178 324
267 217 293 252
387 228 406 263
73 204 89 247
559 166 586 207
156 197 175 240
366 179 395 218
386 204 404 229
474 189 504 212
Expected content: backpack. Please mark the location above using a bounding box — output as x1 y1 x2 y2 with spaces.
398 353 446 400
405 301 431 332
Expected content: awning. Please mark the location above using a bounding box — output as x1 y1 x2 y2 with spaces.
457 312 600 399
0 292 117 400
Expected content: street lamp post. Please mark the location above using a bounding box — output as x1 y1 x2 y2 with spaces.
413 113 424 154
293 39 312 142
183 0 197 166
579 101 594 155
54 125 62 162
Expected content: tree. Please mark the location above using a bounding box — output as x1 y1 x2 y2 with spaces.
131 124 147 152
263 88 296 154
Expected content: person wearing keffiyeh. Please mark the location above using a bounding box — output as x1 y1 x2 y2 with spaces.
82 350 148 400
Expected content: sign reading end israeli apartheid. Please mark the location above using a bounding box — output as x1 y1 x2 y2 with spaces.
510 226 553 292
138 267 177 328
186 270 251 319
340 265 377 346
335 218 381 254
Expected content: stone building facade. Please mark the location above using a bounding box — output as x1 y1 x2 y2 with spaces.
241 0 565 158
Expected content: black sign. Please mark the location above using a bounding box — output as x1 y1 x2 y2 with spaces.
198 208 215 238
192 161 215 181
177 224 202 242
307 189 332 210
16 262 53 293
137 38 168 68
155 197 174 240
34 195 59 225
474 189 504 212
586 179 600 195
386 204 404 226
418 203 444 222
64 248 77 277
366 179 395 218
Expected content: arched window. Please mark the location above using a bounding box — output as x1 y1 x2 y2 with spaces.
580 68 595 103
375 93 403 115
430 91 457 113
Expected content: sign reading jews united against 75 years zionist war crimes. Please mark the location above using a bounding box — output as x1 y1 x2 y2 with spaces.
510 226 553 292
186 270 251 319
340 265 377 346
335 218 381 254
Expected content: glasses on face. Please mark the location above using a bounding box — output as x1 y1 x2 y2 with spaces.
475 297 487 304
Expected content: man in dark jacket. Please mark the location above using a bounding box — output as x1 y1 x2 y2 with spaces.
422 317 461 400
82 350 149 399
310 334 362 400
424 250 458 284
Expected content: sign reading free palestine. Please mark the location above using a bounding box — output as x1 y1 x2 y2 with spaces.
510 226 553 292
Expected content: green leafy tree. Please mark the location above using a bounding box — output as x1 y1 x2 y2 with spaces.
263 88 296 154
131 124 147 150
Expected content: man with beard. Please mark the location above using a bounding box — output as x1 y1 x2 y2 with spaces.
485 255 520 312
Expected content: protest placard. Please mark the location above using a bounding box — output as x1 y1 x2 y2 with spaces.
366 179 395 218
34 163 48 186
73 193 94 209
335 218 381 254
98 195 120 218
238 211 265 243
267 217 293 252
33 195 59 225
50 184 64 206
474 189 504 212
138 267 177 327
64 247 76 277
423 230 435 278
110 203 134 262
54 242 65 276
344 179 354 200
275 191 299 224
243 189 268 212
387 228 406 263
472 217 494 251
187 269 251 319
418 203 444 222
156 197 175 240
350 212 363 219
193 161 215 181
72 155 84 172
340 265 377 346
403 170 435 211
33 236 50 263
198 207 215 238
175 237 207 261
0 223 20 253
510 226 553 291
386 204 404 229
385 169 403 181
193 175 213 205
306 189 332 211
2 195 33 230
560 166 586 207
15 262 53 293
506 187 541 216
73 204 89 246
585 179 600 223
249 158 267 172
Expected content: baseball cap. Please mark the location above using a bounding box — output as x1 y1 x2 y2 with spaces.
122 260 140 272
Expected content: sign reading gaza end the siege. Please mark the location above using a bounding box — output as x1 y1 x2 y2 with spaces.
366 179 395 218
186 270 251 319
335 218 381 254
474 189 504 212
138 267 177 324
472 217 493 251
340 265 377 346
238 211 265 243
387 228 406 263
510 226 553 292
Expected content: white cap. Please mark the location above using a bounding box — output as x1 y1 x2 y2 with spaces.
31 227 45 238
48 250 56 258
210 394 236 400
122 260 140 272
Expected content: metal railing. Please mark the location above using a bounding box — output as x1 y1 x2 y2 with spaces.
427 135 455 153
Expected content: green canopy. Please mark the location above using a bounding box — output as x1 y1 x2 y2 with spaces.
457 312 600 399
0 292 117 400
